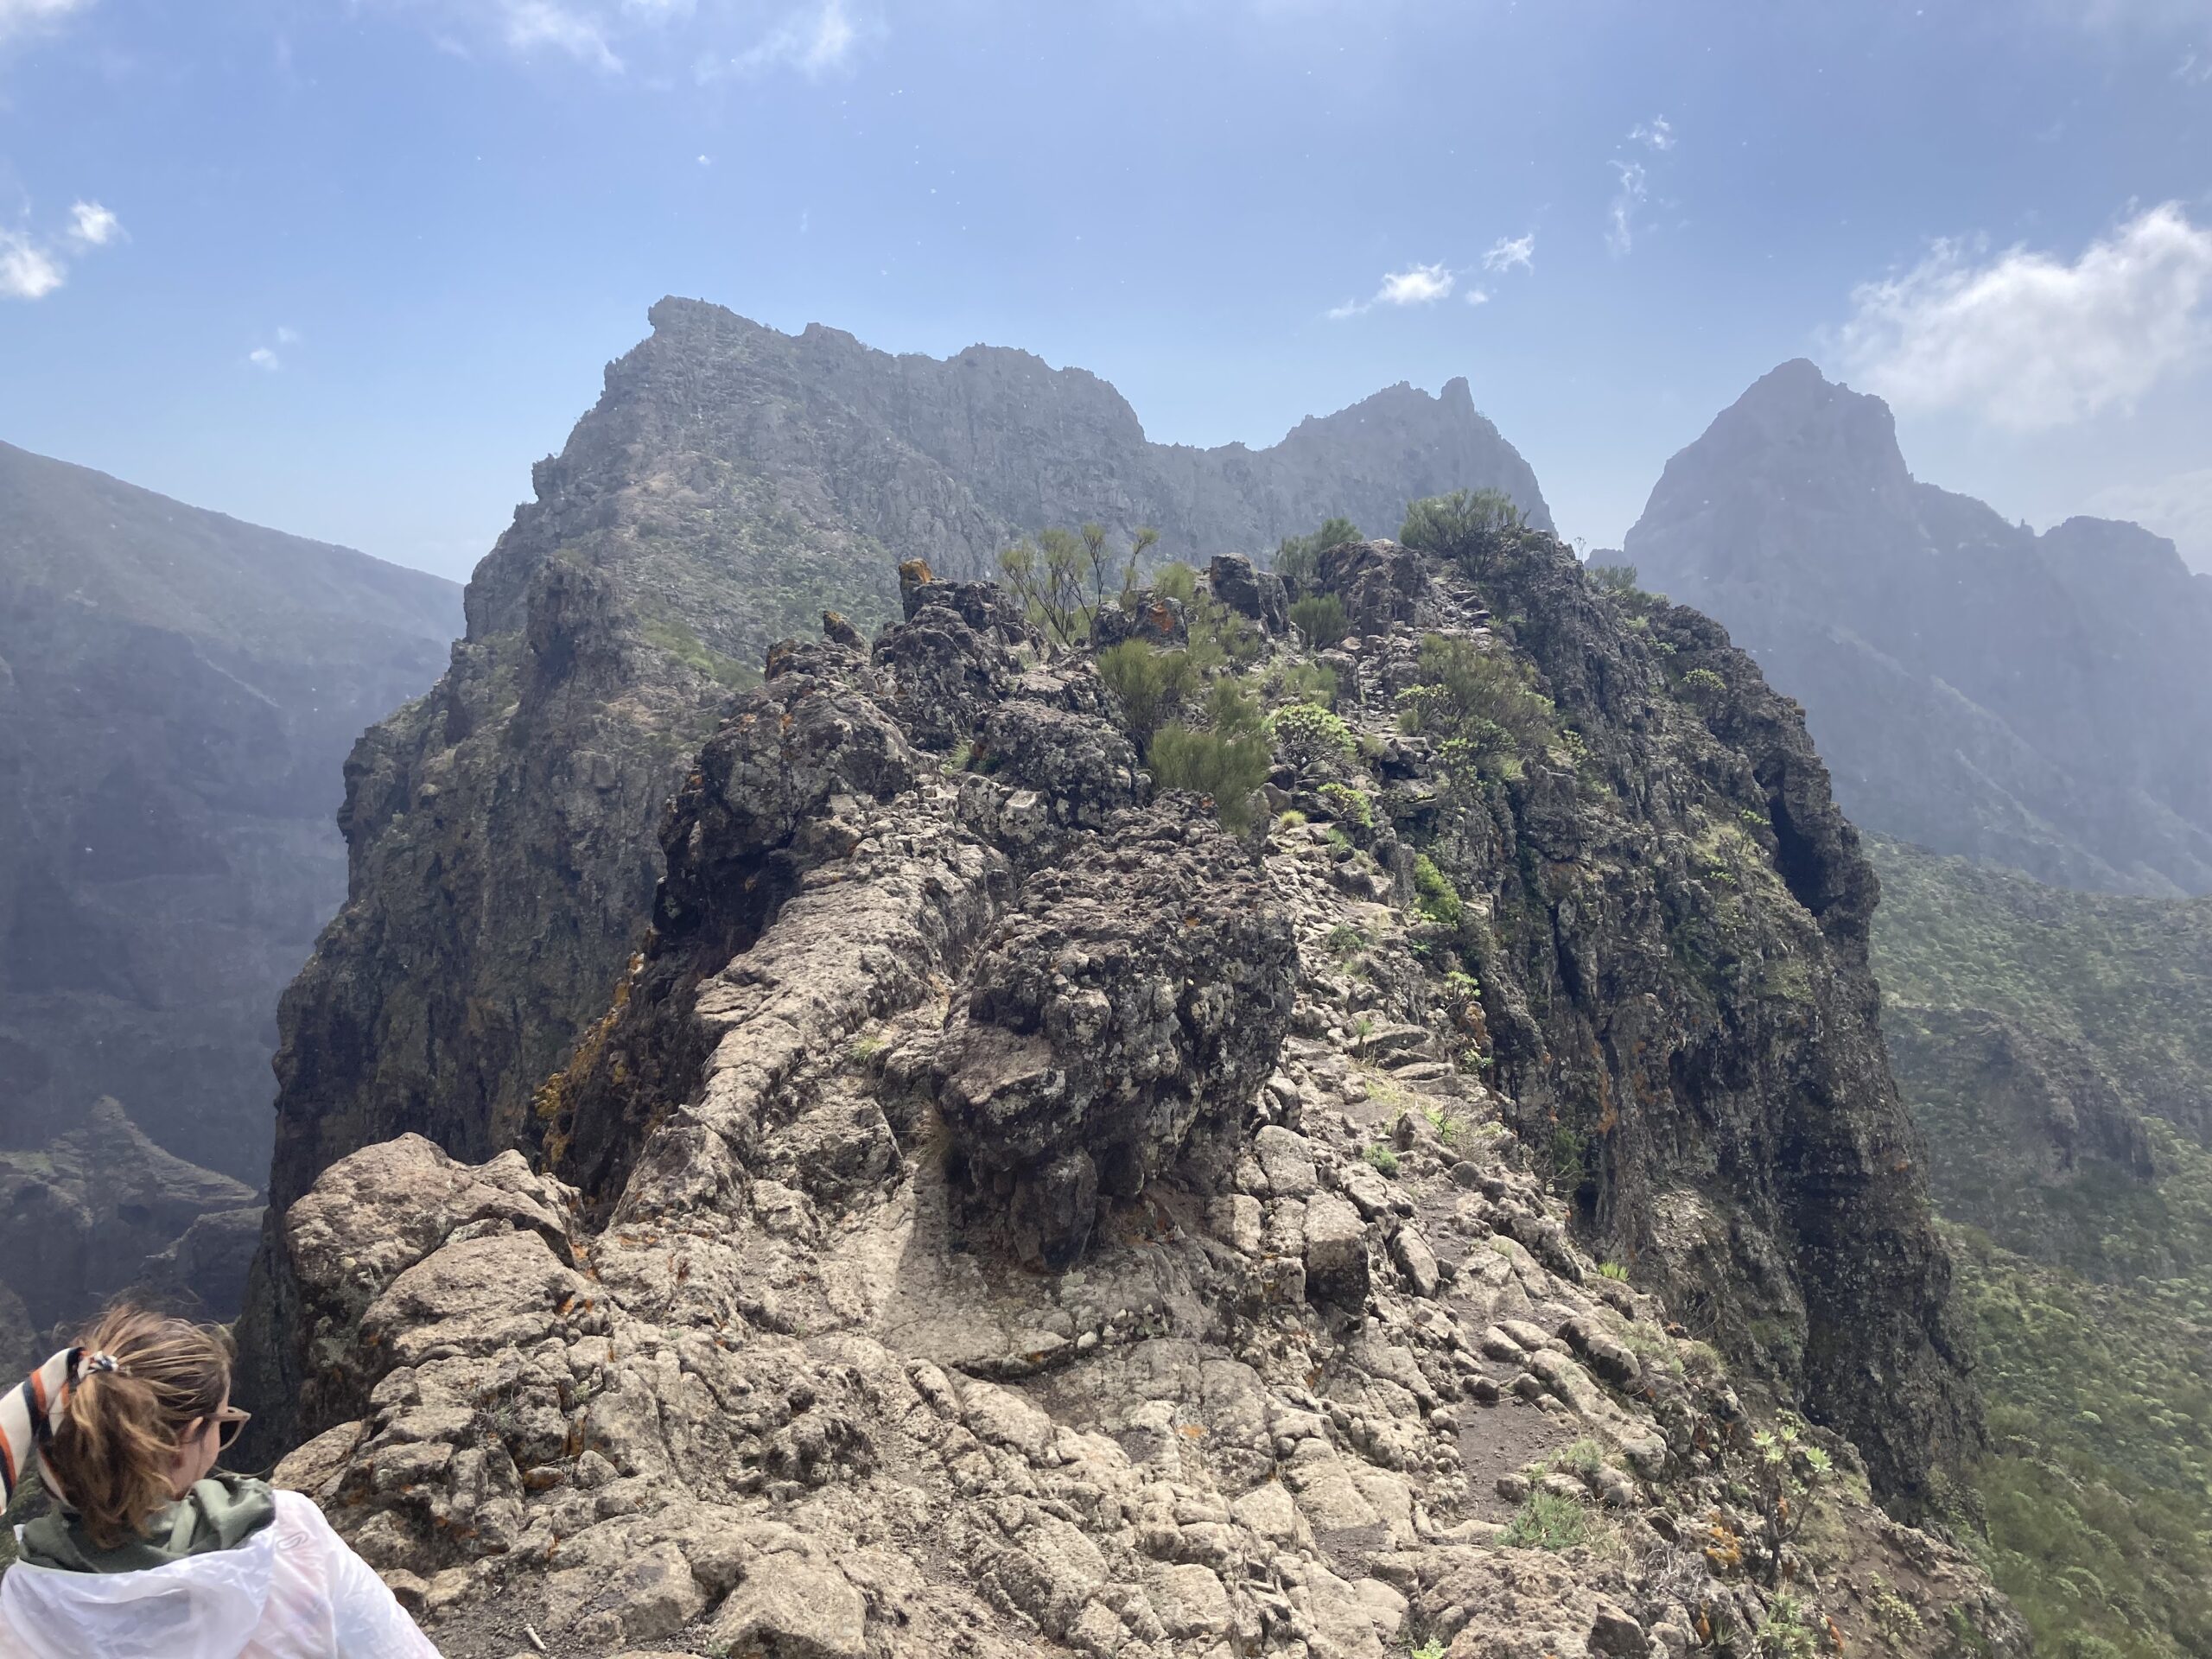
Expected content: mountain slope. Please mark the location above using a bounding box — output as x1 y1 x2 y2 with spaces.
0 440 461 1189
245 533 2012 1659
1868 838 2212 1657
1623 359 2212 896
259 297 1556 1216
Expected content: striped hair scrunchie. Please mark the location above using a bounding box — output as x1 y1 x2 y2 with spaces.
0 1348 118 1507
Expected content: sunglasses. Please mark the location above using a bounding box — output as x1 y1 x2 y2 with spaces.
196 1408 252 1452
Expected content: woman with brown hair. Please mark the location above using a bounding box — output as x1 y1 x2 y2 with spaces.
0 1304 437 1657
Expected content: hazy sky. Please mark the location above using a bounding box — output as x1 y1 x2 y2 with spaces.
3 0 2209 579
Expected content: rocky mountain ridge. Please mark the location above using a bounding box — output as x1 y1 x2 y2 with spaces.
246 524 2012 1659
258 300 1557 1220
1624 359 2212 897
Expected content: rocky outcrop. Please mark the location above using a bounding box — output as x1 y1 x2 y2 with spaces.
1624 359 2212 896
0 439 460 1201
253 541 2013 1657
257 300 1554 1224
0 1097 257 1332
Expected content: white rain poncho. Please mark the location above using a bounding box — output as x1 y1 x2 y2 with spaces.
0 1491 438 1659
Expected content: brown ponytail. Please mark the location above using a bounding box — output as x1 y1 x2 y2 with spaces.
42 1306 232 1549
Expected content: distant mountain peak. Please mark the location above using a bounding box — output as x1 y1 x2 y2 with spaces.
1627 364 2212 896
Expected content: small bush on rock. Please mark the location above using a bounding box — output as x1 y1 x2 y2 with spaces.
1274 702 1356 772
1149 723 1270 830
1289 593 1350 652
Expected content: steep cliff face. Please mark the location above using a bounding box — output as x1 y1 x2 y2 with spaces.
0 440 460 1193
1624 359 2212 897
262 299 1555 1216
245 536 2010 1659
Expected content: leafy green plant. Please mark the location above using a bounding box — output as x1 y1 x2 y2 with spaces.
1413 854 1465 929
1288 592 1351 652
1681 666 1728 704
1096 639 1199 745
1275 809 1308 830
1399 488 1524 555
1325 922 1367 960
1273 516 1363 594
1409 1641 1446 1659
1363 1143 1401 1176
1499 1490 1591 1550
1148 722 1270 830
1421 1102 1465 1147
1395 632 1555 782
1316 781 1373 830
1267 659 1339 709
1748 1421 1832 1583
1754 1592 1824 1659
1152 560 1199 602
1274 701 1356 771
1597 1261 1630 1281
1587 562 1652 601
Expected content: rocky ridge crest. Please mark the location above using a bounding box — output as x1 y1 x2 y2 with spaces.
258 530 2010 1659
256 301 1554 1231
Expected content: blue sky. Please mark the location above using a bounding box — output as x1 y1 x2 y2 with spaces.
3 0 2209 579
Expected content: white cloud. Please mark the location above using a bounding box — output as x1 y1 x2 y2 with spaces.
1835 202 2212 429
2179 48 2212 83
1465 287 1490 306
2090 466 2212 569
502 0 620 69
728 0 860 78
0 0 91 42
1606 161 1646 257
66 200 120 247
0 231 64 300
249 346 282 372
0 199 122 301
1377 262 1453 304
1329 261 1456 319
276 324 302 346
1630 115 1675 152
1481 232 1535 274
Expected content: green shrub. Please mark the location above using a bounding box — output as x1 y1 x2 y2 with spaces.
1316 782 1373 830
1097 639 1199 744
1273 516 1363 594
1399 488 1523 556
1363 1143 1400 1176
1275 809 1308 830
1681 666 1728 703
1500 1490 1590 1550
1587 562 1643 598
1288 593 1350 652
1273 702 1356 771
1597 1261 1630 1281
1413 854 1465 929
1325 922 1367 960
996 524 1160 647
1267 659 1339 709
1395 633 1554 780
1754 1592 1824 1659
1148 723 1270 830
1205 674 1265 736
1152 561 1199 603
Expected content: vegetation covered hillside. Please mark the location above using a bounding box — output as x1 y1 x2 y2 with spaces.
1869 839 2212 1659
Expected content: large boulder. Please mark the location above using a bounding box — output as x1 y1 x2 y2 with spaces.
929 801 1297 1267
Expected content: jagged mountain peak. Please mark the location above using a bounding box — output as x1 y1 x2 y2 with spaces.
256 302 1560 1224
1628 363 2212 896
